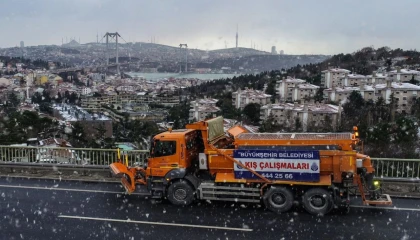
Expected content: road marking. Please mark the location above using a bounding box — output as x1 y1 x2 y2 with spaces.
58 215 253 232
350 205 420 212
0 184 148 196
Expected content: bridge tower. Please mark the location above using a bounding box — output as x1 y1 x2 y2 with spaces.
179 44 188 73
104 32 121 75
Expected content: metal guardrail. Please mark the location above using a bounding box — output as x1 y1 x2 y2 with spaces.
0 145 419 182
371 158 420 180
0 145 149 167
0 162 110 176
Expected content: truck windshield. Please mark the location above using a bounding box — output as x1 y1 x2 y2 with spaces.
153 140 177 157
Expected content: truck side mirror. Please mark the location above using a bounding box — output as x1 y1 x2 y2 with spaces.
150 139 158 157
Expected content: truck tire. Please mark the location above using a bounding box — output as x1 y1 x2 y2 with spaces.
302 188 333 216
263 187 294 213
167 180 195 206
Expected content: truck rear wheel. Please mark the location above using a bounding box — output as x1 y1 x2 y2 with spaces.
302 188 333 216
167 180 195 206
263 187 294 213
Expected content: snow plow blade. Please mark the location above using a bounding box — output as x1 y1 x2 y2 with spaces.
365 194 392 206
109 162 135 194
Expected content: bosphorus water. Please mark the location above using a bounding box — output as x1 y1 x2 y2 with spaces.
127 72 241 81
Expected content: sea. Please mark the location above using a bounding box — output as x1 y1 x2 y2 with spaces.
126 72 241 81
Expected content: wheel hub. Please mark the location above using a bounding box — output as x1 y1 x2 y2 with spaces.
174 188 187 200
310 196 326 208
271 193 286 206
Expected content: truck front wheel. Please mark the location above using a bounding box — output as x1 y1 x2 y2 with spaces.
167 180 195 206
263 187 294 213
302 188 333 215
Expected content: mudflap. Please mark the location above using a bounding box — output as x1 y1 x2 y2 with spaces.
109 162 136 194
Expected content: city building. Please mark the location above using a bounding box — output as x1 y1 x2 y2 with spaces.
321 68 351 88
81 94 180 112
0 77 11 86
48 74 64 85
375 81 420 113
280 50 284 55
189 98 220 121
52 104 113 140
324 85 373 104
20 41 24 48
365 72 387 85
232 87 272 109
339 73 367 87
81 87 92 95
323 80 420 114
388 68 420 82
276 76 318 101
35 74 49 85
271 46 277 55
260 102 341 132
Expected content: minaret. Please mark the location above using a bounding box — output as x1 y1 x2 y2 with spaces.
236 24 238 48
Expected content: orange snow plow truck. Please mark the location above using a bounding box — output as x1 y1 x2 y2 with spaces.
110 116 391 215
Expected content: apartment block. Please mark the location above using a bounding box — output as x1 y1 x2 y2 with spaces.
52 104 113 140
189 98 220 121
340 73 367 86
365 72 387 85
80 94 180 112
388 68 420 82
324 80 420 113
260 102 341 132
321 68 351 88
232 88 271 109
276 76 306 101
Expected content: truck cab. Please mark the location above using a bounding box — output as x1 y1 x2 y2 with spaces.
144 129 204 200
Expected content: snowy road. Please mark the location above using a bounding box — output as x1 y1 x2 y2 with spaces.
0 177 419 240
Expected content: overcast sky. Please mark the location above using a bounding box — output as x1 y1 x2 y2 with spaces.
1 0 419 54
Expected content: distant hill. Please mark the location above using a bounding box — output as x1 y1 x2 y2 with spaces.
196 54 328 72
0 42 327 72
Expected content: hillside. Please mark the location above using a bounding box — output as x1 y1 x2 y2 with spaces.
196 54 328 72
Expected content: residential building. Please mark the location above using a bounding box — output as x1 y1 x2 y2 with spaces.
276 77 306 101
321 68 351 88
232 88 271 109
388 68 420 82
291 83 320 102
189 98 220 121
340 73 366 86
52 104 113 140
0 77 11 86
49 75 63 85
324 80 420 113
80 94 180 112
81 87 92 95
260 102 341 131
324 85 373 104
375 81 420 114
365 72 387 85
35 74 48 85
39 138 71 148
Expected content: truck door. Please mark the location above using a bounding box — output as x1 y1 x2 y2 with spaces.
151 140 179 170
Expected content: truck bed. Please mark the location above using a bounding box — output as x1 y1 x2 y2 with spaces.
236 133 353 140
235 133 355 151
